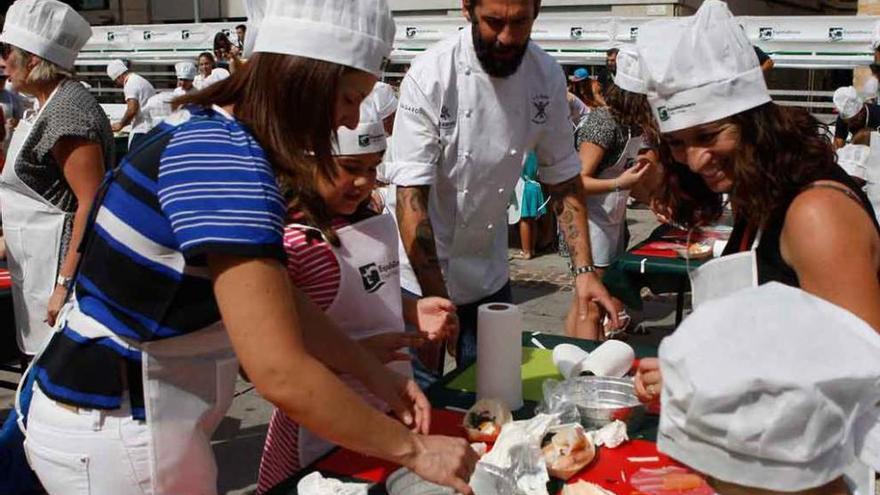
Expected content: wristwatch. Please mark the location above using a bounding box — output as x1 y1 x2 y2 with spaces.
56 274 73 290
571 265 597 277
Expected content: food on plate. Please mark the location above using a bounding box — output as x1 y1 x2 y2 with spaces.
662 473 704 491
687 242 712 259
561 480 615 495
462 399 512 442
630 466 715 495
541 424 596 480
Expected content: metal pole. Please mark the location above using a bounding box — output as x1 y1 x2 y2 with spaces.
193 0 201 22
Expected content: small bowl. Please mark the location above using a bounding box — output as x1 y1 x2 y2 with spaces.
566 376 646 432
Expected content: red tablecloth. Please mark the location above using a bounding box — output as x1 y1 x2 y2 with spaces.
0 268 11 290
314 409 686 494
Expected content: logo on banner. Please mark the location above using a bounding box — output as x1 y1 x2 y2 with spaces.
406 26 417 38
107 32 116 42
358 134 371 147
531 94 550 125
181 30 191 40
630 27 639 40
143 31 152 41
570 27 583 39
758 27 774 41
829 27 844 41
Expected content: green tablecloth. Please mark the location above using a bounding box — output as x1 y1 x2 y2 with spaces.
603 225 704 310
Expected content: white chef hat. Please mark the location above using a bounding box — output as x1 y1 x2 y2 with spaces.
106 59 128 81
175 62 197 81
658 282 880 492
366 82 398 121
613 47 647 95
241 0 265 59
833 86 864 120
251 0 395 77
333 121 387 156
636 0 770 133
0 0 92 71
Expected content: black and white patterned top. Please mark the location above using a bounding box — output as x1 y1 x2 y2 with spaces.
575 107 629 174
11 79 114 263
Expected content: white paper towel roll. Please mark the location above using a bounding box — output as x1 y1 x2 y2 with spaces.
477 303 523 410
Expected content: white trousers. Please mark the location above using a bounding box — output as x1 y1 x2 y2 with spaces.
25 386 154 495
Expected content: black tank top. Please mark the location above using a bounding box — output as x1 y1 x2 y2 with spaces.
724 164 880 287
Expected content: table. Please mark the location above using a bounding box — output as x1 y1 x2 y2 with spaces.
603 225 709 326
269 333 684 495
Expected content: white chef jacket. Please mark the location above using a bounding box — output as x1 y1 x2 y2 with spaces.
385 28 581 305
123 72 156 135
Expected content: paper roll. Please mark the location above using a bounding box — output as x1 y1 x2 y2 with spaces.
476 303 523 410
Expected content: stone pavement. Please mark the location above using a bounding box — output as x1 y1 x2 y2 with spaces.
0 207 683 495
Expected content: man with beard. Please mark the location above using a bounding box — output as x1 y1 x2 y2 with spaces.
386 0 617 372
598 47 618 93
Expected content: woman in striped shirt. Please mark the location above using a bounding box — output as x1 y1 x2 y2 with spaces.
256 119 459 494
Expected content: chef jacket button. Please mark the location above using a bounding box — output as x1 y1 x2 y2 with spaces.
498 188 504 194
464 67 472 75
510 149 518 156
465 109 472 118
487 223 494 230
463 151 471 159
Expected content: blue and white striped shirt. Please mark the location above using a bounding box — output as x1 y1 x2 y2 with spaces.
35 106 286 418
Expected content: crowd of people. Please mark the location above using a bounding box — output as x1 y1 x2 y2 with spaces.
0 0 875 494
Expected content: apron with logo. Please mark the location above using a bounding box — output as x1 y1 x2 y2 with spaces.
0 87 66 354
586 134 643 266
290 214 413 467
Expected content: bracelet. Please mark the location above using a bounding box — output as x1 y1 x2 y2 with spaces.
614 179 622 193
56 274 73 290
571 265 597 277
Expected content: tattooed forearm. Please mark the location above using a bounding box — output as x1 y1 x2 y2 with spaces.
548 177 594 268
396 185 449 297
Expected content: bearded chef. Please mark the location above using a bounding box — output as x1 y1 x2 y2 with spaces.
385 0 618 368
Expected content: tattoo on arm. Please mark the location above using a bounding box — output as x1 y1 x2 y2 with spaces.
396 185 448 297
549 177 591 267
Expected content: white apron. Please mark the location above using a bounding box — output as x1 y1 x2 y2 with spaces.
292 214 414 467
689 231 760 310
586 135 643 266
0 87 65 354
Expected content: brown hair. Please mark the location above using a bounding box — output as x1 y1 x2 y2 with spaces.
604 83 654 140
659 103 837 228
571 79 602 109
175 53 345 239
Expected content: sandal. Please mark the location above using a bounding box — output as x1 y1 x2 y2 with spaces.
603 310 632 339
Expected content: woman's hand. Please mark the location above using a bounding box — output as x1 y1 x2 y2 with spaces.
616 160 652 191
359 332 426 364
46 284 67 327
633 358 662 404
416 297 458 342
364 367 432 434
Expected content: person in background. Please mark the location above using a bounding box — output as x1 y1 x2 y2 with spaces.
598 47 618 92
235 23 247 48
569 67 603 122
23 0 478 493
566 68 591 126
566 47 653 340
213 31 243 73
515 151 547 260
173 61 197 96
832 86 880 149
106 58 155 149
388 0 618 369
194 51 230 90
257 120 457 494
0 60 24 156
632 1 880 419
861 63 880 104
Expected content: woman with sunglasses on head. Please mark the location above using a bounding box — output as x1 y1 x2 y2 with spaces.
631 1 880 404
21 0 478 494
